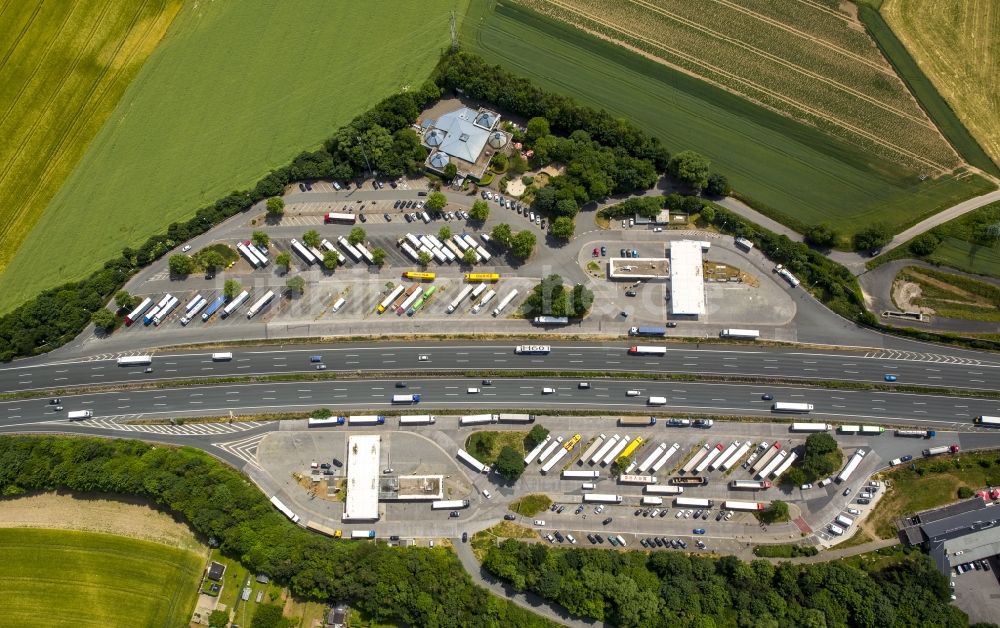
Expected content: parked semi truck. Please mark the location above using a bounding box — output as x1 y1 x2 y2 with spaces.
619 416 656 427
895 429 936 438
923 444 960 457
629 326 666 336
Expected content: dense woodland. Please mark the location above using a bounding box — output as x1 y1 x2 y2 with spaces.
483 538 978 628
0 435 552 627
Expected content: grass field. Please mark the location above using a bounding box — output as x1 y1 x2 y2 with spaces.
0 527 203 627
0 0 182 288
0 0 467 313
896 266 1000 322
880 0 1000 173
517 0 958 175
461 3 993 240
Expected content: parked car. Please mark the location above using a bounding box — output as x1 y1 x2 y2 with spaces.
602 517 613 525
482 489 492 499
587 533 597 544
504 513 516 521
575 505 584 515
625 290 637 297
842 487 852 497
801 483 813 490
533 519 545 526
554 531 565 542
601 246 606 256
462 532 468 543
449 511 461 518
693 528 705 535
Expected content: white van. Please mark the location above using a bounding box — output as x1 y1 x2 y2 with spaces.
581 482 596 490
626 390 641 397
818 477 834 487
541 387 555 395
615 535 627 546
467 387 481 394
835 514 854 528
828 524 845 536
331 297 346 313
211 352 233 361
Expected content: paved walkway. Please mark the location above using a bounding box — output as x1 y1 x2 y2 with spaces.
452 540 607 628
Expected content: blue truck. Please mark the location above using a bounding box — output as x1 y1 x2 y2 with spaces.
201 295 226 322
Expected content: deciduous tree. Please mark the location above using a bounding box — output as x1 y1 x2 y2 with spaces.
286 275 305 296
348 227 366 246
470 199 490 222
549 216 575 240
266 197 285 216
667 150 711 191
425 191 447 211
168 254 194 276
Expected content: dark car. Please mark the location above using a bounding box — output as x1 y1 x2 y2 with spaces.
550 503 559 512
417 191 428 196
556 505 565 514
601 246 606 256
602 517 613 525
332 458 343 467
372 181 378 189
640 539 649 547
298 183 306 192
320 463 331 469
305 182 312 190
595 534 605 543
575 505 584 515
393 200 401 209
900 455 913 463
856 497 871 505
482 379 493 386
693 528 705 535
390 181 397 188
659 509 668 518
625 290 637 297
405 213 413 222
384 213 392 221
389 535 400 541
504 513 516 521
395 381 407 388
50 398 61 405
654 537 664 547
842 488 852 497
587 534 597 544
761 393 774 401
462 532 468 543
634 508 643 516
666 322 677 327
450 511 461 518
359 213 367 223
620 248 627 257
554 531 565 542
716 510 725 521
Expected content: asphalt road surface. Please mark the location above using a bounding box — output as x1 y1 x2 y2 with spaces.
3 342 999 395
5 377 1000 431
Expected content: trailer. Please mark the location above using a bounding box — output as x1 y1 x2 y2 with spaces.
590 435 621 465
670 476 708 486
201 295 227 321
246 290 275 319
629 345 667 356
446 284 475 313
337 236 363 263
619 416 657 427
637 443 668 473
350 530 376 540
582 494 623 504
629 326 667 337
563 470 600 479
399 415 435 426
153 296 179 325
401 242 421 263
305 520 342 538
710 441 740 471
975 416 1000 427
348 415 385 426
923 444 960 457
619 474 657 485
730 480 771 490
471 289 496 314
895 429 936 438
391 394 421 404
718 441 751 471
444 239 465 259
541 448 569 474
771 452 798 480
650 443 681 473
180 296 208 325
725 500 765 511
774 403 815 414
269 496 301 523
492 289 519 317
693 443 724 475
836 449 866 482
246 241 269 266
432 499 470 509
577 435 607 466
860 426 885 435
756 450 788 480
67 410 93 420
460 414 498 426
750 443 782 475
601 436 633 466
457 449 489 474
290 238 317 264
406 285 436 315
396 286 423 315
378 286 406 314
647 396 667 406
308 416 345 427
221 290 250 318
469 283 488 300
523 436 551 465
498 414 535 424
537 437 566 464
642 496 664 506
533 316 569 326
790 422 830 431
237 241 262 267
681 444 712 475
645 484 684 495
124 297 153 326
838 425 861 434
719 329 759 339
144 294 172 325
674 497 714 508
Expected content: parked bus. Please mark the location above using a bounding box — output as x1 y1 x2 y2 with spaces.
290 239 317 264
324 212 356 224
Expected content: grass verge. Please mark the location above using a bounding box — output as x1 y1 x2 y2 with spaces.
470 521 539 561
466 430 528 464
896 266 1000 322
0 527 202 628
508 494 552 518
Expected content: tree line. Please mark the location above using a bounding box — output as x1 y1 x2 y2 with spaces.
0 435 551 627
483 538 973 627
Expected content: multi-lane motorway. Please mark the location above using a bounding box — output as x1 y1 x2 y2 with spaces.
3 342 999 395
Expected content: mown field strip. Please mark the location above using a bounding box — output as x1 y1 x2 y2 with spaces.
540 0 950 173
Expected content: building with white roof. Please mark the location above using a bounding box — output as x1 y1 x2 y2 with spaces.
669 240 709 317
343 435 380 521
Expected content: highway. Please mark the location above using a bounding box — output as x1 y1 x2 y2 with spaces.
3 341 999 395
4 377 1000 431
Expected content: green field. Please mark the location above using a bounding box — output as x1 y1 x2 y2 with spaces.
0 528 203 627
0 0 182 285
460 3 993 240
0 0 467 312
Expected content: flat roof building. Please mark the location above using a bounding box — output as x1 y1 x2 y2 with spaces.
898 497 1000 576
343 435 380 521
669 240 709 317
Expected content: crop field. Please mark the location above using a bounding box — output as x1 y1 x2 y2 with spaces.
0 0 182 290
516 0 960 175
0 528 203 627
0 0 468 313
461 3 992 237
881 0 1000 172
